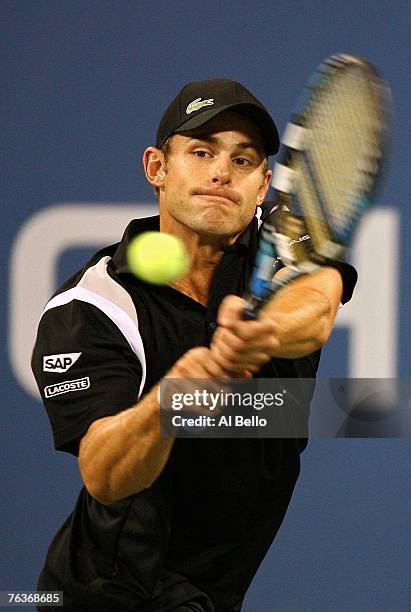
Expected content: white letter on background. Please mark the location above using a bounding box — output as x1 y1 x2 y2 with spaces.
336 208 399 378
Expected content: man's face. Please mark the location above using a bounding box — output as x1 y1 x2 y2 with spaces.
156 111 272 243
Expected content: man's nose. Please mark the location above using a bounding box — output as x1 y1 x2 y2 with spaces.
211 155 231 184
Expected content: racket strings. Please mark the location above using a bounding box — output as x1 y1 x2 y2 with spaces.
318 69 372 203
299 65 383 246
307 72 369 220
293 155 332 253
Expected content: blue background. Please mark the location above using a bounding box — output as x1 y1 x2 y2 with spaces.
2 2 410 611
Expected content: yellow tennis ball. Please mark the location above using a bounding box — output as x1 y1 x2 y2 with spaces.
126 231 191 285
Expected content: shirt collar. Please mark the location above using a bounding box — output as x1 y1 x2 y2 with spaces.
112 215 160 273
112 208 262 274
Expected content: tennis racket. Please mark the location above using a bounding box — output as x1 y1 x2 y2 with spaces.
244 53 391 318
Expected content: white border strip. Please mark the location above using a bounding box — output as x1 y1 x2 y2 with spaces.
282 122 307 150
43 287 147 398
271 163 297 192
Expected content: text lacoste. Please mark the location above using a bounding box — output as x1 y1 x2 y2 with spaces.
44 377 90 398
186 97 214 114
43 352 82 373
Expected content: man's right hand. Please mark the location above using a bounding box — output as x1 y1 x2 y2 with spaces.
166 346 252 380
162 346 251 418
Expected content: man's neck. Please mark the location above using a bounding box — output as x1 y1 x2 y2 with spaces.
159 218 230 306
170 253 222 306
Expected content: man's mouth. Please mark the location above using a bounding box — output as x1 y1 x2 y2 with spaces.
194 189 239 205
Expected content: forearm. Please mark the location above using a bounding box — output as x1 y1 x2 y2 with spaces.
79 384 174 505
78 347 231 505
261 284 336 358
212 267 343 373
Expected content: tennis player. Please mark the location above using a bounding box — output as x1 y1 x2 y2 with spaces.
32 79 356 611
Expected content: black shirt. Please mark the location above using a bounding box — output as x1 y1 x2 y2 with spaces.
32 208 357 611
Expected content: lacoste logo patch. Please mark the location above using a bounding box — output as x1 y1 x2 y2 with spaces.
186 97 214 115
44 376 90 398
43 352 82 373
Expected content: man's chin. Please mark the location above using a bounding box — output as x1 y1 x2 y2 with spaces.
190 219 241 242
190 210 246 238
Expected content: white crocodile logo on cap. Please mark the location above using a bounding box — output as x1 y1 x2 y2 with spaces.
186 97 215 114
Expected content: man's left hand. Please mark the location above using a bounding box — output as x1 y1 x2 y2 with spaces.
211 295 279 375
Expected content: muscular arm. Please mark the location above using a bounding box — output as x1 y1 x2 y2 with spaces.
261 265 343 356
78 347 229 506
79 383 170 506
78 268 341 505
211 266 343 372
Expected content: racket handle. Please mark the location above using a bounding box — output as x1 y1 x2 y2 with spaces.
242 294 267 320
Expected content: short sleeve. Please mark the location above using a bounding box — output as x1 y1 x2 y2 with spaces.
323 260 357 304
31 299 143 455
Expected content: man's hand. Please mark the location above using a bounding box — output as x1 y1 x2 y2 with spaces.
211 295 280 375
162 346 248 416
166 346 236 380
211 267 343 373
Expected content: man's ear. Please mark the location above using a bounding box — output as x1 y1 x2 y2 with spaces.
143 147 166 188
257 168 273 204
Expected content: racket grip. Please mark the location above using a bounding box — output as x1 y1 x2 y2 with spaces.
242 294 265 320
243 306 257 321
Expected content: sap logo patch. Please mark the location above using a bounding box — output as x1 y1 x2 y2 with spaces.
43 352 81 373
44 376 90 398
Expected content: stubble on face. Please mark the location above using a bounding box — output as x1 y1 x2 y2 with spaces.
158 111 271 246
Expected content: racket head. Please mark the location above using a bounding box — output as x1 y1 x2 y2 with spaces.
271 53 392 263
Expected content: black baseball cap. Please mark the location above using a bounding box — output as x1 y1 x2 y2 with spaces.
156 79 280 155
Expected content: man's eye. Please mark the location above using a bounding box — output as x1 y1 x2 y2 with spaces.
234 157 250 166
194 150 209 158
